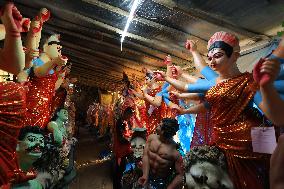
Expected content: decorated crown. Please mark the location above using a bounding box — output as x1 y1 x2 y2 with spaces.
207 31 240 52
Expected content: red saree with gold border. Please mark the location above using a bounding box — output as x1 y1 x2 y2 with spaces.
204 72 270 189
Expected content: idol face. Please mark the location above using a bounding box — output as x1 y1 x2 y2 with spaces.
17 133 45 159
207 48 239 73
186 161 234 189
207 48 229 72
58 109 69 121
131 137 146 159
45 42 62 59
145 72 156 85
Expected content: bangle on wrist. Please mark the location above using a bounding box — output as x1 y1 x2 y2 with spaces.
9 31 21 37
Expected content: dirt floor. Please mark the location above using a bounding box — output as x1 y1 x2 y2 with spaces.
70 127 113 189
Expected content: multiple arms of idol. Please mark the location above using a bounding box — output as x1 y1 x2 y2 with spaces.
154 39 284 117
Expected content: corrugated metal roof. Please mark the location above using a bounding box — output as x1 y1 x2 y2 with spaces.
5 0 284 90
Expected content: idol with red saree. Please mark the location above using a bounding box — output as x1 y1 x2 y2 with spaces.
24 34 67 128
203 72 270 189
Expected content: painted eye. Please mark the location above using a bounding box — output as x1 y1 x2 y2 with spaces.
207 53 224 61
28 138 35 142
213 53 224 59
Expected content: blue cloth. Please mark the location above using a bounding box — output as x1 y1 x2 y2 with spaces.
274 80 284 93
158 91 195 153
253 54 284 105
186 79 215 93
123 162 135 174
253 91 262 106
200 66 219 80
197 93 205 99
161 82 170 91
267 54 284 80
158 82 175 106
156 89 167 97
151 84 197 154
196 64 284 106
33 58 54 75
156 82 170 97
269 54 284 64
176 100 195 153
162 92 171 106
186 67 217 93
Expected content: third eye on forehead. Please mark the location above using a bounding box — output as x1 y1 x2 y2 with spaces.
208 48 224 56
208 52 225 60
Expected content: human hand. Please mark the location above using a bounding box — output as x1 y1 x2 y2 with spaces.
153 70 166 81
177 106 188 114
39 8 50 22
142 86 149 94
185 39 198 52
21 18 31 33
171 91 181 98
164 54 172 65
17 70 29 83
169 65 182 79
175 65 182 75
253 58 280 87
0 3 30 35
54 55 68 66
31 16 42 34
138 175 148 186
169 102 180 110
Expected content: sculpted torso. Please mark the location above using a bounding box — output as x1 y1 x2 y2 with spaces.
147 134 177 178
